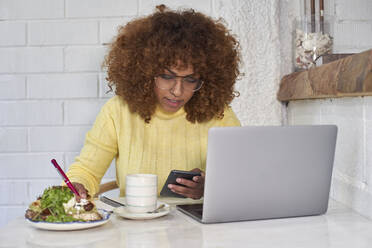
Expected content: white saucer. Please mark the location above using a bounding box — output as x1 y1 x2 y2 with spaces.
114 202 170 220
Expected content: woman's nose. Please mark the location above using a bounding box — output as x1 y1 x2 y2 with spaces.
170 78 183 96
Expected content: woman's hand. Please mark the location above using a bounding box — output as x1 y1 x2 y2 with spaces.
168 168 205 199
72 182 88 202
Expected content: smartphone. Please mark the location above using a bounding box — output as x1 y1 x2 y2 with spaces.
160 170 202 198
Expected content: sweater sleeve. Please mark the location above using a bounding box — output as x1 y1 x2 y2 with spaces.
66 98 118 196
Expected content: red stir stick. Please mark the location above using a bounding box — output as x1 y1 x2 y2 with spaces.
51 159 80 197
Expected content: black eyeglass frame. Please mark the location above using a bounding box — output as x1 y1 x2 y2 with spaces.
154 69 204 92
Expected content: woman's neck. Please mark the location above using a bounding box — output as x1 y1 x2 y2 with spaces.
154 105 186 120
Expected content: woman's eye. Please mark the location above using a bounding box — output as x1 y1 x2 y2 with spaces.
160 74 174 80
184 77 198 83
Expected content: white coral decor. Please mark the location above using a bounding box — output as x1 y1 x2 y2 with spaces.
295 29 333 70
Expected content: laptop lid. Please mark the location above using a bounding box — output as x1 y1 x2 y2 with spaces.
198 125 337 223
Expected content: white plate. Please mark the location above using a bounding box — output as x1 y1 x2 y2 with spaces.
26 209 111 231
114 202 170 220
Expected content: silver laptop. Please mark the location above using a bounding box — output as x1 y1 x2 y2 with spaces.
177 125 338 223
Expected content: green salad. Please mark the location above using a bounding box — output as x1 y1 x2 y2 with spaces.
25 186 100 223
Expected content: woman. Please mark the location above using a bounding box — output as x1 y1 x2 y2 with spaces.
67 5 241 200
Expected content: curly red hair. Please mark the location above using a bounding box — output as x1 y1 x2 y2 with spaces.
104 5 241 123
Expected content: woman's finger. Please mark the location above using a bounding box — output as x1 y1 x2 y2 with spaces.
192 175 205 184
168 184 189 193
176 178 198 188
190 168 202 173
169 184 196 195
169 184 202 199
72 182 87 200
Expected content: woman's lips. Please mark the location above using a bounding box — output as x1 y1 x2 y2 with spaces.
164 98 182 108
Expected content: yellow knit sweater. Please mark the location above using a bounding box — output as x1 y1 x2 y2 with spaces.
66 96 240 196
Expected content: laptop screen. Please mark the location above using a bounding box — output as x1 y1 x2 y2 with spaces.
177 125 337 224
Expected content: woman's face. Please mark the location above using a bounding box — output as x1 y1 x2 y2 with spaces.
154 64 198 113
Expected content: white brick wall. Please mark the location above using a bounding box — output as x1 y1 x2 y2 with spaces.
0 22 26 46
64 46 107 72
332 0 372 53
0 75 26 99
0 128 28 152
100 19 131 44
335 0 372 21
0 101 63 126
0 153 64 178
0 206 28 227
364 98 372 189
333 22 372 52
0 47 64 73
0 0 134 227
28 21 99 45
64 100 106 125
65 0 138 18
0 181 29 205
0 0 65 20
27 74 98 99
286 0 372 220
29 126 91 152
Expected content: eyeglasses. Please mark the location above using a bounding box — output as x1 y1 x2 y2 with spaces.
155 73 203 92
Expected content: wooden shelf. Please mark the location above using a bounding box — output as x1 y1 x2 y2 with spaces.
277 49 372 102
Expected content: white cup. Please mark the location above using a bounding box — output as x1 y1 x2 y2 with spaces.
125 174 157 213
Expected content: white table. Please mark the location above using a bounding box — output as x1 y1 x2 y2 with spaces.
1 199 372 248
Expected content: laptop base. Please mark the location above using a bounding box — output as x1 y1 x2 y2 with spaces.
176 204 203 223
